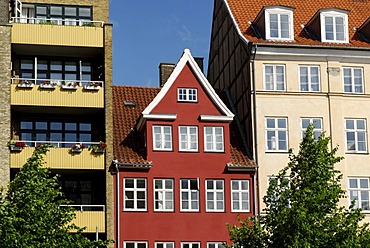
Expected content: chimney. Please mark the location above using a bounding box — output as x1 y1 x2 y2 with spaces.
194 57 204 73
159 63 175 87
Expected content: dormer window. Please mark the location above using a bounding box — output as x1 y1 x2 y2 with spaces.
265 7 294 41
320 10 349 43
178 88 197 102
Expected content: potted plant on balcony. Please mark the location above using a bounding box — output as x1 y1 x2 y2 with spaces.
83 81 102 91
62 81 79 90
17 80 35 88
89 141 107 153
70 143 85 153
7 141 26 151
40 81 57 89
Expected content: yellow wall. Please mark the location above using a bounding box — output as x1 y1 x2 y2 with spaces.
73 211 105 233
10 147 105 170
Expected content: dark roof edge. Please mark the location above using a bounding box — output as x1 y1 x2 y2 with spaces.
113 160 153 169
227 164 257 172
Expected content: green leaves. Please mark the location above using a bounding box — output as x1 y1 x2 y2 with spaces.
227 124 370 248
0 144 112 247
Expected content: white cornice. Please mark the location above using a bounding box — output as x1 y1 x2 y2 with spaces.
200 115 234 122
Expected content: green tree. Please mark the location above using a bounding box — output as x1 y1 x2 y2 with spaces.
227 125 370 248
0 144 112 247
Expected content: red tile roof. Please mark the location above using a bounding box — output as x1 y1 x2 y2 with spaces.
112 85 255 167
225 0 370 48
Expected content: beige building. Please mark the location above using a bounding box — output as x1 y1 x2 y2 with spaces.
208 0 370 221
0 0 113 241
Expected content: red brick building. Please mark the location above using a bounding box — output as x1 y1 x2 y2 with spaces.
112 49 256 248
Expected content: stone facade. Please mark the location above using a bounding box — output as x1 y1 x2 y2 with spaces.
0 25 11 189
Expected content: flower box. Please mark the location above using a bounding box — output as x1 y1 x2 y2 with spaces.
83 85 101 91
62 85 78 90
17 83 34 88
71 148 83 153
9 146 23 151
93 148 105 153
40 84 56 89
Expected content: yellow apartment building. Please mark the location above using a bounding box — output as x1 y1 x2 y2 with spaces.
0 0 113 242
208 0 370 222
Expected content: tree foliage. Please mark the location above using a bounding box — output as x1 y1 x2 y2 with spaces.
0 144 112 247
227 125 370 248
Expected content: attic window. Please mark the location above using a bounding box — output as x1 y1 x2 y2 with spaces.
178 88 197 102
265 8 294 41
320 11 348 43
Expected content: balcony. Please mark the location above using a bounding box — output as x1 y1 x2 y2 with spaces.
11 78 104 108
10 141 105 170
60 205 105 233
11 18 104 47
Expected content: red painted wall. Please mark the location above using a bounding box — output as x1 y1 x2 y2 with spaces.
115 63 254 248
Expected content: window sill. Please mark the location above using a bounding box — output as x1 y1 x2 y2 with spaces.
345 151 368 155
265 150 289 153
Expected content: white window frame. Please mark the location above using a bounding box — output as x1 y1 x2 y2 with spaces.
204 126 224 152
181 242 200 248
207 242 225 248
124 241 148 248
265 8 294 41
300 118 323 141
206 179 224 212
178 88 198 102
268 176 290 206
348 178 370 212
299 65 320 92
124 178 147 211
153 125 172 151
154 179 174 212
180 178 199 212
155 242 175 248
343 67 364 94
264 64 286 91
179 126 198 152
345 119 367 153
320 11 349 43
265 117 288 152
231 180 250 212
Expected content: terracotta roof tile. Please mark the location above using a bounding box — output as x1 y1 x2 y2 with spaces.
113 85 255 167
226 0 370 48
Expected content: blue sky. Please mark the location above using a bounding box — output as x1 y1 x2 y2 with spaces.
109 1 214 87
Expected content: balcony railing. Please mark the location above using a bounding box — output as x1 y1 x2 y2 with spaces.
9 140 101 148
12 78 104 90
59 205 106 233
11 17 104 28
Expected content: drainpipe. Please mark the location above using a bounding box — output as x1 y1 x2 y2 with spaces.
115 162 120 248
326 61 334 151
250 44 260 216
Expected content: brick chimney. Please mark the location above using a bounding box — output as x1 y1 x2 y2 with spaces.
159 63 175 87
194 57 204 73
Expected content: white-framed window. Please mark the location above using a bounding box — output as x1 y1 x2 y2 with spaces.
349 178 370 211
154 179 174 211
153 126 172 151
179 126 198 151
345 119 367 153
343 67 363 93
207 243 225 248
181 242 200 248
124 178 147 211
178 88 198 102
299 65 320 92
301 118 323 141
206 180 224 212
264 64 286 91
124 241 148 248
155 242 175 248
320 11 348 43
268 176 290 205
204 126 224 152
231 180 250 212
265 8 294 40
180 179 199 211
265 117 288 152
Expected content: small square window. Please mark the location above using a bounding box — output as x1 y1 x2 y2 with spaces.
178 88 198 102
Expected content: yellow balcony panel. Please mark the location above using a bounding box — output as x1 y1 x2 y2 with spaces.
11 23 103 47
11 84 104 108
10 147 105 170
73 211 105 233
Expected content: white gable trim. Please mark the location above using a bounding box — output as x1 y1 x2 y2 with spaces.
200 115 234 122
142 48 234 119
224 0 250 44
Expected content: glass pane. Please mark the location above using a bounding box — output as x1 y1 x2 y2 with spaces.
360 179 369 189
137 179 146 188
125 179 134 188
79 7 91 18
21 60 33 70
50 133 62 141
50 6 62 15
51 61 62 71
65 7 77 16
65 123 77 131
50 122 62 130
79 133 91 142
80 123 91 131
20 121 33 129
35 122 47 130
